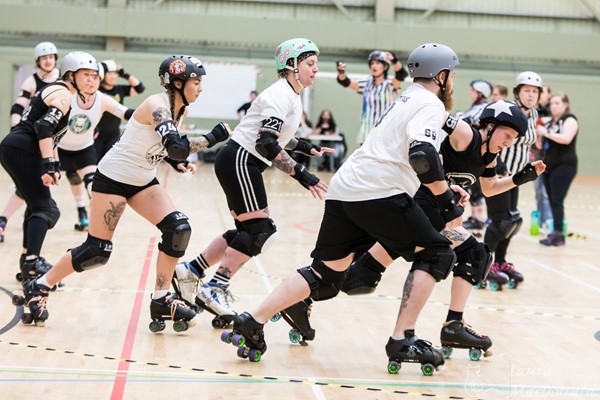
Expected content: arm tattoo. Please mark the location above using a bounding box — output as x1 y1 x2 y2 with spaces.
271 150 295 174
189 136 209 153
441 227 469 242
103 201 126 231
152 107 172 125
398 271 414 316
156 273 169 290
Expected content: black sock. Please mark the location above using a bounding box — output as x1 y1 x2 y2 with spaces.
446 309 463 322
404 329 415 339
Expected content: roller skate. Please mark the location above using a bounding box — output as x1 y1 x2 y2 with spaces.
440 320 492 361
385 335 444 376
196 281 237 328
340 258 383 295
221 312 267 362
171 261 205 313
12 279 51 327
74 207 89 231
271 298 315 345
474 263 509 291
496 261 523 289
540 231 565 247
149 292 196 333
0 216 6 243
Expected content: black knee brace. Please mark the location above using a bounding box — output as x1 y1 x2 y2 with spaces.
410 244 456 282
453 237 492 285
485 213 522 250
222 229 238 245
71 234 113 272
30 198 61 229
157 211 191 257
84 172 94 194
66 171 82 185
297 259 346 301
228 218 277 257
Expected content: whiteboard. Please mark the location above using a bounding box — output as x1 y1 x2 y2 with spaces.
187 62 258 120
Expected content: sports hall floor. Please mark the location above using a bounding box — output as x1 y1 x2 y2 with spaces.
1 162 599 400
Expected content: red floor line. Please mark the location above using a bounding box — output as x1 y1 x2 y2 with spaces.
110 237 156 400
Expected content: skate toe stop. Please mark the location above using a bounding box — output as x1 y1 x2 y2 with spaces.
483 350 493 357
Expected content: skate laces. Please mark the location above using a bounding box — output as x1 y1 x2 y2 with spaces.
461 320 487 339
166 295 191 319
500 262 516 273
216 285 237 306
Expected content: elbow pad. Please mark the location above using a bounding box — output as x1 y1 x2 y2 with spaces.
255 130 282 160
10 103 25 117
34 107 63 140
124 108 135 120
336 75 351 87
408 141 445 184
156 120 190 161
133 82 145 94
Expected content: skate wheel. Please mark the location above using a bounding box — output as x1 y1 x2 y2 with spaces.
488 281 500 291
247 349 262 362
231 334 245 347
441 346 453 359
289 329 302 344
507 280 517 289
149 320 166 332
211 316 226 329
270 313 281 322
473 282 481 290
387 361 401 374
15 272 23 282
21 313 34 325
421 363 435 376
12 294 25 306
469 348 482 361
221 331 234 344
173 320 189 332
237 346 249 359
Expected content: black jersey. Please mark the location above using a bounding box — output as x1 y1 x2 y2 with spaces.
33 72 52 92
440 117 490 189
543 113 578 170
96 84 131 138
8 82 70 154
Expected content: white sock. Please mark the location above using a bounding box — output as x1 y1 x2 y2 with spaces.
153 290 169 299
36 275 51 288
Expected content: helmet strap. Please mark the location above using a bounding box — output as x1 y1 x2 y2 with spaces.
434 70 450 102
285 58 303 93
69 71 86 104
482 124 498 164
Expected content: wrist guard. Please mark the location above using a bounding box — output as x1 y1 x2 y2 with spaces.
118 68 130 79
292 138 321 156
42 157 57 175
165 157 189 173
395 66 408 81
436 189 464 223
336 75 351 87
203 122 229 148
512 163 537 186
292 163 319 189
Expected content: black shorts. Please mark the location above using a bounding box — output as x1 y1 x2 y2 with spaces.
58 145 98 173
215 140 268 215
311 194 450 262
92 171 159 199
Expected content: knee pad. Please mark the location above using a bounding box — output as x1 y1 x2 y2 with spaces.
30 198 61 229
157 211 192 258
486 213 520 247
71 234 113 272
410 244 456 282
453 237 492 285
228 218 277 257
222 229 238 245
66 171 82 185
508 215 523 239
297 259 346 301
84 172 95 195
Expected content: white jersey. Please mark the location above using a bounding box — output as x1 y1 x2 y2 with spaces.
328 83 446 201
231 78 302 166
98 93 169 186
58 93 103 151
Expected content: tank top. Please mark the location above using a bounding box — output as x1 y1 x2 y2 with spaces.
543 113 578 170
58 93 103 151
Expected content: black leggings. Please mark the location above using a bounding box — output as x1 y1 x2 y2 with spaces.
543 165 576 233
484 186 520 263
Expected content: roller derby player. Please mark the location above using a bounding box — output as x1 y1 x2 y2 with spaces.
222 43 463 374
339 100 545 360
14 55 230 330
174 38 331 331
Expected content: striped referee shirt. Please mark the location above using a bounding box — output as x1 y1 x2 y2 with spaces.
499 107 538 174
356 76 398 144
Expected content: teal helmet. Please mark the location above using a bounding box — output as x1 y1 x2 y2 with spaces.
275 38 319 71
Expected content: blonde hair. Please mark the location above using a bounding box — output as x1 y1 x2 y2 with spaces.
551 92 571 114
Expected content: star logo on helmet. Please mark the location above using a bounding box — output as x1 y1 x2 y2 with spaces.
488 100 514 117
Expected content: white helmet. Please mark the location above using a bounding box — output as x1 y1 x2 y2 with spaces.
470 79 493 98
101 60 118 73
515 71 543 88
34 42 58 59
60 51 98 77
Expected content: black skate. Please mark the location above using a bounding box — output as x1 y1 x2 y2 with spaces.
340 261 382 295
16 256 62 290
221 312 267 362
74 207 89 231
12 279 51 326
440 320 492 361
385 335 444 376
474 263 509 291
149 293 197 333
271 299 315 345
0 216 6 243
496 262 523 289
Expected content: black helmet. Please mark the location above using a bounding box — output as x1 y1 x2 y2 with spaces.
159 55 206 89
479 100 528 137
